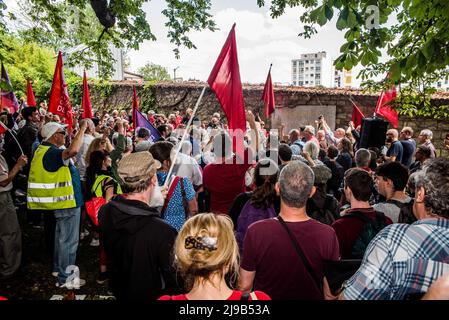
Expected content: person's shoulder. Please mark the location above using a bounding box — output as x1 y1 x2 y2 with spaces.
307 218 338 233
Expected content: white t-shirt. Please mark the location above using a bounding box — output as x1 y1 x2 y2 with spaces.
0 154 12 192
172 152 203 187
75 134 95 181
373 196 413 223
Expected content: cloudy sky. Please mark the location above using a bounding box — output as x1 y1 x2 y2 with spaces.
128 0 361 85
4 0 370 86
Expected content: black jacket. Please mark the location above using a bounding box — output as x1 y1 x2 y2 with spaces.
99 195 180 300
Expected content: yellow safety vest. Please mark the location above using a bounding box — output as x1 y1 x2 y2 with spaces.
91 174 122 198
27 145 76 210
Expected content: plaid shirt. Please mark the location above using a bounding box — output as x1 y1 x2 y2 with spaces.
342 218 449 300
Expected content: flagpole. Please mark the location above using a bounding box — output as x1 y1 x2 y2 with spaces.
164 85 206 188
0 121 24 155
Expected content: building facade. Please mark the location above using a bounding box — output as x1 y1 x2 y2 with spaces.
291 51 333 87
335 69 353 88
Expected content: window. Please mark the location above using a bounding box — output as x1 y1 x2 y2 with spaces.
305 60 309 63
310 66 314 70
305 81 309 84
293 81 297 85
293 67 297 73
316 67 321 72
315 74 321 79
445 77 448 85
316 80 320 85
437 82 442 88
305 67 309 71
315 54 318 58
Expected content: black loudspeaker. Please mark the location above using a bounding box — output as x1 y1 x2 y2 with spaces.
359 117 389 149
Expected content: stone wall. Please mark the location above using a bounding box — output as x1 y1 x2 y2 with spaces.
89 81 449 157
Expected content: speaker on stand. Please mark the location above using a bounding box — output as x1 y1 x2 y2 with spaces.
359 117 389 149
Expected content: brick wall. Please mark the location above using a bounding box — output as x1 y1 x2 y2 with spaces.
89 81 449 157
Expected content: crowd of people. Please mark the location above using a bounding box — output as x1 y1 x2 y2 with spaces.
1 101 449 301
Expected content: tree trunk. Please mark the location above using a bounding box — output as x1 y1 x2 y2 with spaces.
89 0 116 29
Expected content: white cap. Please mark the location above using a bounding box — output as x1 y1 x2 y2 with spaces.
41 122 67 141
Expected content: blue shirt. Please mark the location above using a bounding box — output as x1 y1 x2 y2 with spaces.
157 171 195 231
400 139 416 167
42 142 83 208
290 140 304 156
386 140 403 163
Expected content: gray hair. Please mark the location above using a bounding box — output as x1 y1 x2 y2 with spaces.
304 125 316 136
279 161 314 209
420 129 433 139
414 158 449 218
355 148 371 168
303 141 319 160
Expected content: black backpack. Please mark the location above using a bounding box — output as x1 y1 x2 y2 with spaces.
340 211 389 259
386 199 416 224
307 194 339 225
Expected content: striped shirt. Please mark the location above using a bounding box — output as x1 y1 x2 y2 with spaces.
342 218 449 300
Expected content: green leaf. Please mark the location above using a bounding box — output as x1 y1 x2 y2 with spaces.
325 5 333 21
336 8 349 30
347 9 357 28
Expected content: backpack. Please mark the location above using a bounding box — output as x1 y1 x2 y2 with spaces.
387 199 416 224
236 201 277 250
307 194 339 225
340 211 388 259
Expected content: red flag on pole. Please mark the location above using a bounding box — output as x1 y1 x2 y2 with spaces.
48 51 73 132
351 99 365 128
82 71 92 119
132 86 139 131
262 64 275 119
0 120 7 134
207 23 246 132
26 79 37 107
375 73 398 128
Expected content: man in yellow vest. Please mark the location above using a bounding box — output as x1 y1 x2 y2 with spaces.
28 121 87 289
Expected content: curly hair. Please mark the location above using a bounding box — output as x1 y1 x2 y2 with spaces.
414 158 449 218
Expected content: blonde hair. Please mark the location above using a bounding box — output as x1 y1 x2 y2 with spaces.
85 137 112 164
174 213 239 291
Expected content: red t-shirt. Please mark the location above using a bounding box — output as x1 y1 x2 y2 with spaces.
241 218 340 300
203 149 254 214
158 290 270 300
331 208 392 259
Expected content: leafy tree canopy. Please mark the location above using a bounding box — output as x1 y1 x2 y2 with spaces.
138 63 171 82
2 0 216 79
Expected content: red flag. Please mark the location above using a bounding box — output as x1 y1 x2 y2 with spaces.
375 74 398 128
0 120 7 134
262 64 275 119
81 71 92 119
26 79 36 107
48 52 73 132
132 86 139 131
351 100 365 128
207 23 246 132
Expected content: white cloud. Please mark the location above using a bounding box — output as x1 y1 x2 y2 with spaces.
125 2 359 85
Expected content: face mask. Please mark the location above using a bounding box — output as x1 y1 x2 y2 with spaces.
148 182 165 208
